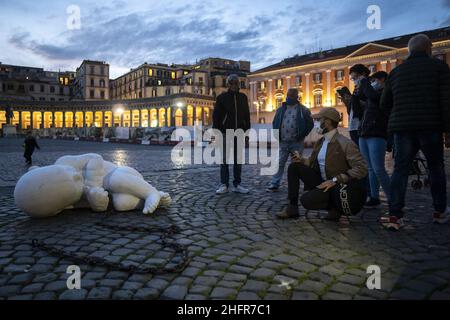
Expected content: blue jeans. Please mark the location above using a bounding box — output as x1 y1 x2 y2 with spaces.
359 137 391 201
390 131 447 217
270 140 304 187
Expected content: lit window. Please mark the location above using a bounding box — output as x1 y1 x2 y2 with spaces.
171 72 176 79
149 69 153 76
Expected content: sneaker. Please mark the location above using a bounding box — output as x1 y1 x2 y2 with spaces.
215 184 228 195
266 184 279 192
231 185 249 194
381 215 404 231
432 212 450 224
364 198 381 208
276 205 299 219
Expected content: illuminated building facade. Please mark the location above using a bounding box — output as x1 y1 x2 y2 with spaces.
248 26 450 126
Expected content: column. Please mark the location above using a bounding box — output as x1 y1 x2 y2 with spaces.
286 76 291 91
182 108 187 126
102 111 105 127
201 106 205 124
30 112 34 130
40 111 44 129
62 111 66 128
268 79 273 109
326 70 331 107
156 108 160 127
146 109 150 128
52 111 55 128
380 61 387 71
390 59 397 71
18 111 23 130
120 113 124 127
82 111 86 127
305 73 310 107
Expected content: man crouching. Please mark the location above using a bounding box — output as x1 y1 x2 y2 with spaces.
276 107 368 220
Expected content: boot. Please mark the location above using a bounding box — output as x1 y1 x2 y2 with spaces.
276 205 299 219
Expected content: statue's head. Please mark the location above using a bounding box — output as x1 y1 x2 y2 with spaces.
14 165 84 218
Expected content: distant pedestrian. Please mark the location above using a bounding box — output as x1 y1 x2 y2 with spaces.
380 34 450 230
23 132 40 165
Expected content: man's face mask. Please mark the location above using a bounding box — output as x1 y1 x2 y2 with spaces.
314 120 327 135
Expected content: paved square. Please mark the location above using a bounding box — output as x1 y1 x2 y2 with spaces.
1 138 450 300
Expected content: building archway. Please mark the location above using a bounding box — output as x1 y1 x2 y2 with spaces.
175 108 183 127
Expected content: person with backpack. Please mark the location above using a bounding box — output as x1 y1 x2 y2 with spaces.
267 88 314 192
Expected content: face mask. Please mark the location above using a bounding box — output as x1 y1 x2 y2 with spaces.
286 97 297 105
371 81 383 90
314 120 326 135
353 78 362 86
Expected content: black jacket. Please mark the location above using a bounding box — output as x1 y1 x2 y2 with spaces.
358 78 388 139
344 86 366 124
380 52 450 133
212 90 251 132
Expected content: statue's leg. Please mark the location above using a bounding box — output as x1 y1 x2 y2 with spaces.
111 193 143 211
104 169 161 214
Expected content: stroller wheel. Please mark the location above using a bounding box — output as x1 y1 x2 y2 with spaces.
411 180 423 190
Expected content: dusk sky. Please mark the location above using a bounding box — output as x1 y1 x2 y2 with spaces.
1 0 449 78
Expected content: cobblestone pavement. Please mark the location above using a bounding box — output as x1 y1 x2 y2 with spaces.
1 138 450 300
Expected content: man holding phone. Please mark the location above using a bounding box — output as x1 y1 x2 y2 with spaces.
276 108 368 220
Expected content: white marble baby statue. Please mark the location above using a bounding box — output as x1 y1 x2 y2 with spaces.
14 153 172 218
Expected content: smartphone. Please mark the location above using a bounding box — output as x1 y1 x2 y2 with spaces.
337 86 351 98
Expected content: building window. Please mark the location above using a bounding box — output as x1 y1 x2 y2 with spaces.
240 81 246 89
275 79 283 90
18 85 25 92
50 86 55 93
335 70 344 81
100 66 105 75
59 86 63 94
165 88 171 96
171 71 176 79
259 81 265 90
7 83 14 90
40 85 45 92
100 91 105 99
90 90 94 98
100 79 105 87
275 95 283 108
199 77 204 85
314 73 322 84
50 98 55 101
29 85 34 92
39 97 45 101
148 69 153 76
314 93 322 107
91 78 95 86
152 89 157 97
90 66 95 74
295 76 302 86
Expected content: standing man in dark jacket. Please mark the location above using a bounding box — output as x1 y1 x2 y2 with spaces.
380 34 450 230
23 132 40 165
358 71 391 208
213 74 251 195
